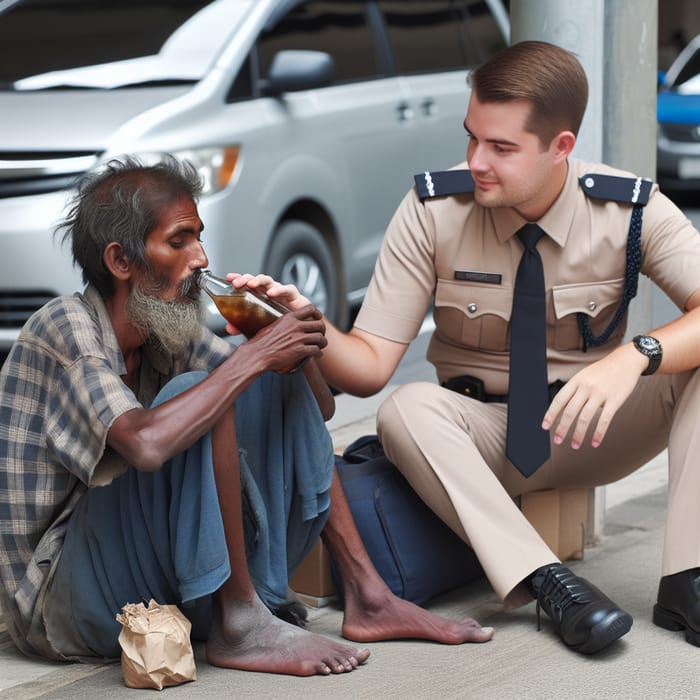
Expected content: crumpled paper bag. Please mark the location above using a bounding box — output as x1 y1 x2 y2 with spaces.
116 599 196 690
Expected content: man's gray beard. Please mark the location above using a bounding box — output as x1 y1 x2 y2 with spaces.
125 284 204 356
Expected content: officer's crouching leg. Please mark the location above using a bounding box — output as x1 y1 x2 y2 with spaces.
377 380 556 608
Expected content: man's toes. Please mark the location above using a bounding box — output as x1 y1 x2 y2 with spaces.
468 625 494 642
326 657 348 674
354 647 370 663
330 657 348 673
464 617 485 628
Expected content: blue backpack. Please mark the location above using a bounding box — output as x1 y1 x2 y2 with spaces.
332 435 484 605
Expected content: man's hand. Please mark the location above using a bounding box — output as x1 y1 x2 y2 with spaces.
238 303 327 374
220 273 312 337
542 343 646 449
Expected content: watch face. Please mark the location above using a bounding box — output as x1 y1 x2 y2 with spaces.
634 335 662 375
638 336 659 352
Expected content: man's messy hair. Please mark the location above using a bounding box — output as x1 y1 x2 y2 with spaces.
56 154 203 298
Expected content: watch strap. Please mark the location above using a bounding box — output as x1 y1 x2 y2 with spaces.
633 334 662 376
641 352 661 376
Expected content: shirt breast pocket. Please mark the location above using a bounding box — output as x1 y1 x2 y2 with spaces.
434 280 512 351
551 278 625 350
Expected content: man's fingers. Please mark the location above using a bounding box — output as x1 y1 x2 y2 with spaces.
590 402 618 448
544 384 617 450
291 304 324 324
548 391 587 445
542 382 576 429
568 398 602 449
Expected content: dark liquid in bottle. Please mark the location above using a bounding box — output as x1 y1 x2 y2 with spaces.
205 282 304 373
210 293 282 338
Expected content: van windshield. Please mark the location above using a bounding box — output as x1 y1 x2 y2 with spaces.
0 0 251 91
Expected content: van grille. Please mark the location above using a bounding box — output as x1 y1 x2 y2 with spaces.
0 151 100 198
0 291 56 327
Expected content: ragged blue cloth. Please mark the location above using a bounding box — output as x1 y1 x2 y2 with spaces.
47 370 333 659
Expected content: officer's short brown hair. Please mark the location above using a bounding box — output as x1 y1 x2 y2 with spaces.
469 40 588 148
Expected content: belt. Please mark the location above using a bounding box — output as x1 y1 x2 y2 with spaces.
442 375 565 404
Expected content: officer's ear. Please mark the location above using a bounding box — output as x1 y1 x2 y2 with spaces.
103 242 132 281
550 130 576 162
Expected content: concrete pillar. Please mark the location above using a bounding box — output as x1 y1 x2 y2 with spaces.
509 0 658 539
510 1 606 161
510 1 657 175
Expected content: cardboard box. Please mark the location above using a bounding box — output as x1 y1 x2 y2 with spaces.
521 488 590 561
288 540 336 606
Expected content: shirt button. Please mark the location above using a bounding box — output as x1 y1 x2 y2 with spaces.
467 303 478 313
588 301 597 311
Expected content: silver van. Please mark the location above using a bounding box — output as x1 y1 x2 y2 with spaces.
0 0 509 346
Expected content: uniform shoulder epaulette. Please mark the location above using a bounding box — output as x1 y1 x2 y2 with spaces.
414 169 475 200
579 173 653 206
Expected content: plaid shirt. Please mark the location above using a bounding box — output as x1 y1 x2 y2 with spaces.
0 285 231 656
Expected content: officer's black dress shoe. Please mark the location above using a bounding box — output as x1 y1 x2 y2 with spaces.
653 568 700 645
530 564 633 654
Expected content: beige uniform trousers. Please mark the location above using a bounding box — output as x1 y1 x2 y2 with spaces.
376 367 700 609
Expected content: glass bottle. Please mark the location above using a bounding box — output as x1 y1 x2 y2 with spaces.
195 269 289 338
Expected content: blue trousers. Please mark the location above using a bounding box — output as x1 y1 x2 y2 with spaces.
51 370 333 658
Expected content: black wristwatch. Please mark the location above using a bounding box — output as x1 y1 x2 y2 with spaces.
632 335 663 376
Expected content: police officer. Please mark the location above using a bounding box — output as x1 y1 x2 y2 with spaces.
238 41 700 655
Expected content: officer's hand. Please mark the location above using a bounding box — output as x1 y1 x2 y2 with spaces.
220 273 314 337
542 344 645 449
227 273 311 310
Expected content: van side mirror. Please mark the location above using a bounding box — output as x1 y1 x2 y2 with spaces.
260 50 335 96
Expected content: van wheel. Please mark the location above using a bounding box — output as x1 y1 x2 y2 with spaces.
266 220 346 327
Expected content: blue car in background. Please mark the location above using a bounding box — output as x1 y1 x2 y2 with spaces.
657 34 700 193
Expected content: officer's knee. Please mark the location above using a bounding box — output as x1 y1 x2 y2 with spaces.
377 381 443 436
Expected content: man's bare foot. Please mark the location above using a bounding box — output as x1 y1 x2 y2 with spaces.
206 594 370 676
341 584 494 645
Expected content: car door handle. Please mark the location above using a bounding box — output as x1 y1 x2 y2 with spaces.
422 98 436 117
396 102 414 121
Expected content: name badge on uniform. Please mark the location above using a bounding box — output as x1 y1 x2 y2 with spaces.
454 270 502 285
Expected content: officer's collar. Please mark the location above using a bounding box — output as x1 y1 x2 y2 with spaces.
492 160 577 248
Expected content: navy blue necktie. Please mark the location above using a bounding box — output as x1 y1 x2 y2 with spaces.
506 223 551 477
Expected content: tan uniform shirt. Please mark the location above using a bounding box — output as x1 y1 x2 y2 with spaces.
355 158 700 394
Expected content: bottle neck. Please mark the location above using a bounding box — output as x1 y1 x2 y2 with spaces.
195 269 230 297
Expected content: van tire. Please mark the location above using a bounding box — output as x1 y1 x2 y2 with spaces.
266 220 347 328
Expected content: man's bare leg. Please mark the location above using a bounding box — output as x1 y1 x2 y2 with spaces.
205 409 370 675
323 472 494 644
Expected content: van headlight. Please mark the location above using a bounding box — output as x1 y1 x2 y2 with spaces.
127 146 240 196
